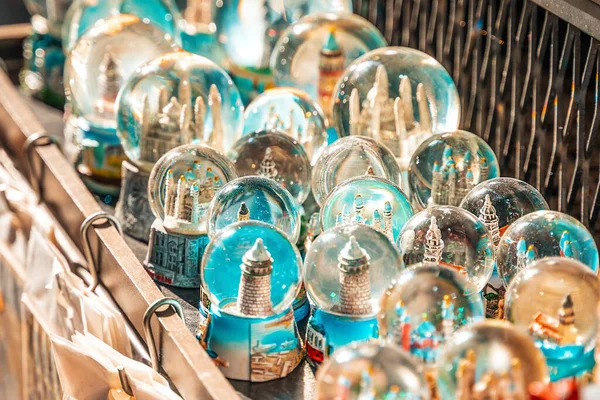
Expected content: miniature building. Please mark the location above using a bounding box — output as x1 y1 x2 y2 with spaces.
317 29 344 118
237 202 250 221
529 294 579 345
424 216 444 263
96 52 122 116
516 238 536 271
479 194 501 246
237 238 274 316
337 236 372 315
258 147 279 180
410 314 440 363
441 294 455 339
305 322 328 363
430 147 480 206
334 195 394 240
392 300 411 351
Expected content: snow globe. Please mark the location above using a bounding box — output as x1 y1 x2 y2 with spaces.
496 210 599 287
271 12 386 119
64 15 177 195
320 175 413 243
315 341 431 400
304 224 402 366
178 0 226 65
409 130 500 210
505 257 599 380
378 264 484 367
436 320 549 400
243 87 329 165
228 129 312 204
198 220 303 381
397 206 495 292
312 136 402 206
144 144 237 287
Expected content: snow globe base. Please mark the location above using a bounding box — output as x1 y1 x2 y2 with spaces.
305 308 378 367
115 160 154 242
541 344 595 382
144 219 209 288
292 288 310 322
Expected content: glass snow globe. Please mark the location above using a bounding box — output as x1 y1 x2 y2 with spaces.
243 87 329 164
316 341 431 400
320 175 413 242
228 129 312 204
312 136 402 206
436 320 549 400
378 264 484 366
505 257 599 380
271 12 386 118
409 130 500 210
496 210 599 287
398 206 495 292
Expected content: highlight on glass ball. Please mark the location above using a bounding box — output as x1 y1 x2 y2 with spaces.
408 130 500 209
397 206 495 292
271 12 387 118
243 87 329 164
333 47 460 160
504 257 599 380
207 175 302 242
228 129 312 204
496 210 599 288
320 175 413 242
147 144 238 235
436 320 549 400
378 264 484 365
116 51 244 172
312 136 402 206
315 341 431 400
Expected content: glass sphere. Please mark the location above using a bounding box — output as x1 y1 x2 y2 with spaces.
228 129 312 204
316 341 431 400
320 176 413 242
116 51 244 172
398 206 495 292
64 15 177 133
459 177 549 247
436 320 549 400
243 87 328 165
304 224 403 316
147 144 238 234
312 136 402 206
409 130 500 209
271 12 386 117
207 176 302 242
378 264 484 366
201 220 302 317
496 210 599 287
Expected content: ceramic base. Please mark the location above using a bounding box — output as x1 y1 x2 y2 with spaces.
115 161 154 242
540 343 595 381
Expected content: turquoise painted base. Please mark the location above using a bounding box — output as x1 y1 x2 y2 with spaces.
538 342 595 381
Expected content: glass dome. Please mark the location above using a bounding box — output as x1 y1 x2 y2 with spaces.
436 320 549 400
116 51 244 172
379 264 484 365
201 220 302 317
147 143 238 234
243 87 328 165
207 176 302 242
304 224 403 317
397 206 495 292
228 129 312 204
409 130 500 209
312 136 402 206
316 341 431 400
320 175 413 242
64 15 177 133
271 12 386 118
496 210 599 287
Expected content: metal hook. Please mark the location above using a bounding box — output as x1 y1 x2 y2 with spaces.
117 366 134 396
143 298 185 372
22 132 60 204
80 211 123 292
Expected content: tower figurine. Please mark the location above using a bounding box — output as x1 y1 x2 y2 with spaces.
237 239 274 316
424 217 444 263
337 236 372 315
353 195 365 223
258 147 279 180
317 28 344 118
430 147 477 206
392 300 411 351
479 194 501 246
96 52 121 116
441 294 455 339
237 202 250 221
383 201 393 240
557 294 578 345
206 84 225 152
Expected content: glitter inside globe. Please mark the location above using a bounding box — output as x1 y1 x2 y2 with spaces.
496 210 599 287
207 176 302 242
312 136 401 206
304 224 402 316
64 15 177 133
320 175 413 242
271 12 386 118
228 129 312 204
243 87 328 164
409 130 500 209
147 144 238 235
398 206 495 292
116 51 244 172
459 177 549 247
316 341 431 400
201 220 302 316
436 320 549 400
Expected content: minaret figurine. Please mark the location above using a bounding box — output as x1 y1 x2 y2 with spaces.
258 147 279 180
424 217 444 263
337 236 372 315
96 52 121 115
237 238 274 316
383 201 393 240
479 194 501 246
557 294 578 345
317 28 344 118
237 202 250 221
